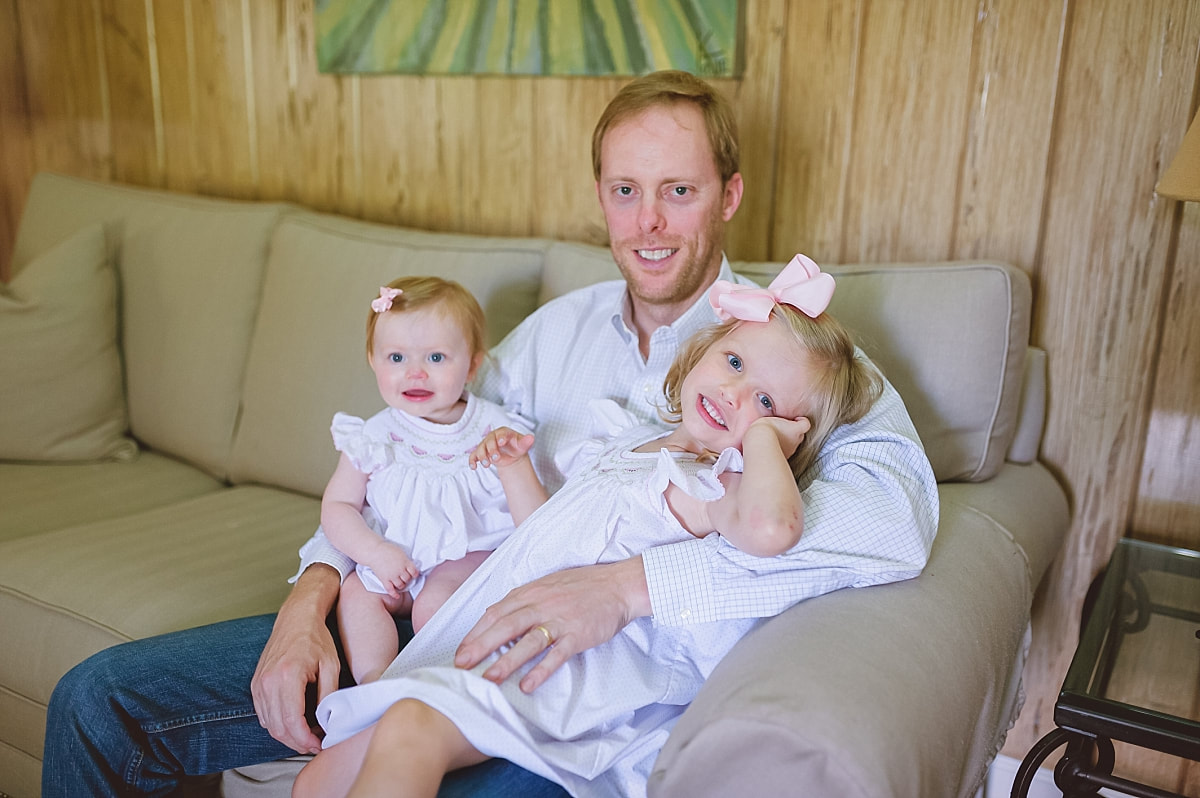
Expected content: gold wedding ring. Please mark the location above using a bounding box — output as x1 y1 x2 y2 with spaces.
533 624 554 647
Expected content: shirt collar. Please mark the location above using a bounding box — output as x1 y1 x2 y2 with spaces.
608 254 735 343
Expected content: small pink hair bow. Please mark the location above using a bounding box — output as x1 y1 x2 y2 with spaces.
708 253 835 321
371 286 402 313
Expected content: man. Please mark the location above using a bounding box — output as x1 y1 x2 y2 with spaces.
43 70 937 797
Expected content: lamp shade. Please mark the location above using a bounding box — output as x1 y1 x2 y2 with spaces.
1157 112 1200 201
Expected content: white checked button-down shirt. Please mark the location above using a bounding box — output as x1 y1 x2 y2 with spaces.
296 256 939 626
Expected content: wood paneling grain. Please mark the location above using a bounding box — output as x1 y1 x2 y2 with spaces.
529 77 619 245
839 0 976 263
719 0 785 264
103 0 160 186
248 0 360 215
1133 201 1200 550
151 0 199 191
186 0 256 197
769 0 861 264
17 0 111 181
462 76 535 236
0 0 34 280
950 0 1066 268
1005 0 1200 760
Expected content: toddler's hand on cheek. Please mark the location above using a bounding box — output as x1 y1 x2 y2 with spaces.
748 415 811 458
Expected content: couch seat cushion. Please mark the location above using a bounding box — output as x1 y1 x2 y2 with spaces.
0 485 315 728
0 452 223 543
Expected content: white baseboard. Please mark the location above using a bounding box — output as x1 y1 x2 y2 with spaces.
984 753 1123 798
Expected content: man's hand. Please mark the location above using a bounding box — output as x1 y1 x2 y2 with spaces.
454 557 651 693
250 565 341 754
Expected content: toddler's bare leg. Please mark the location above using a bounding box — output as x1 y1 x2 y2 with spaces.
348 699 489 798
337 572 411 684
292 723 375 798
411 550 491 631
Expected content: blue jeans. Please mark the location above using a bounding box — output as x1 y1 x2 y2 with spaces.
42 614 568 798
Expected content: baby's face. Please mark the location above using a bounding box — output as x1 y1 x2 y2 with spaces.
369 307 479 424
678 318 815 453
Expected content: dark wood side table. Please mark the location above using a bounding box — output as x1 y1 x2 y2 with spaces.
1011 538 1200 798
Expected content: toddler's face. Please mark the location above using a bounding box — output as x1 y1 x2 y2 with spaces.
369 306 480 424
679 318 815 453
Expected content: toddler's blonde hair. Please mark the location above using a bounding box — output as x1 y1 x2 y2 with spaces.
661 307 882 480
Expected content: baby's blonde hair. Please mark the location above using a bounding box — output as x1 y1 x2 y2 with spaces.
365 276 487 363
661 307 882 479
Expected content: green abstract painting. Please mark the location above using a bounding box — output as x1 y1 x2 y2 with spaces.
315 1 741 77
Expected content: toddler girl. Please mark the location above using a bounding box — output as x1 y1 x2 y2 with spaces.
297 255 884 796
319 276 540 685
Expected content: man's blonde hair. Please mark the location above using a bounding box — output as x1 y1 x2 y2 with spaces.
591 70 739 184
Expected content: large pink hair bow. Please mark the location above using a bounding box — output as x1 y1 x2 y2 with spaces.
371 286 403 313
708 253 834 321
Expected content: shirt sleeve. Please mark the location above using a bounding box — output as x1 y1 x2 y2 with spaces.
288 525 356 584
642 380 940 626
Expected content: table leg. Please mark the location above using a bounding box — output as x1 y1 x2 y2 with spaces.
1011 728 1071 798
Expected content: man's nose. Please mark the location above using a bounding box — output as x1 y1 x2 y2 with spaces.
638 196 665 233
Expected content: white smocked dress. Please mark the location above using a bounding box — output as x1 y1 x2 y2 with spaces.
331 392 527 599
316 401 757 798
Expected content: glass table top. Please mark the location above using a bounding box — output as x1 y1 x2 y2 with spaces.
1058 538 1200 760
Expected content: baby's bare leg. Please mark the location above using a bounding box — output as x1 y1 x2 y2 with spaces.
411 550 491 631
337 572 412 684
348 699 489 798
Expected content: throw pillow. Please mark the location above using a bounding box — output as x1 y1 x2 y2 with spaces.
0 223 137 461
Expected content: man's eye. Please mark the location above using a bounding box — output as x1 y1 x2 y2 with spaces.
429 353 444 363
758 394 774 412
672 186 689 196
726 353 742 371
617 186 633 196
389 353 403 363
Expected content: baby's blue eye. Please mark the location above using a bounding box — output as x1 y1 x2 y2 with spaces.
429 353 444 363
758 394 774 412
389 353 403 363
727 353 742 371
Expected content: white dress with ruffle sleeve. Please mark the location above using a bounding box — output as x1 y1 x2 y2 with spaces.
316 400 755 798
331 392 526 599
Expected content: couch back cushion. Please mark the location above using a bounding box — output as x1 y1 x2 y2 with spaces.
540 243 1031 483
229 212 546 497
12 173 288 480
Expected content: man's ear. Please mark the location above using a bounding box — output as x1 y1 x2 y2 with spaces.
722 173 744 222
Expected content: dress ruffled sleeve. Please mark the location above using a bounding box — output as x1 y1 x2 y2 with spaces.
552 399 641 480
651 446 745 501
330 412 391 474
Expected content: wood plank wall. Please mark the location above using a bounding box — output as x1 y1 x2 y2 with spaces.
2 0 1198 789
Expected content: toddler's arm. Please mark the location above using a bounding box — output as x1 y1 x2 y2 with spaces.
690 417 810 557
321 453 419 597
470 427 547 526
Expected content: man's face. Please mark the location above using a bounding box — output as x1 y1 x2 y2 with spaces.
596 104 743 316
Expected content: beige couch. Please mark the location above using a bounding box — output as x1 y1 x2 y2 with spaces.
0 173 1068 798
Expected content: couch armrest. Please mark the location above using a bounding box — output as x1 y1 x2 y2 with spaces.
649 463 1069 798
1006 347 1047 465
